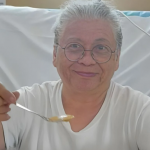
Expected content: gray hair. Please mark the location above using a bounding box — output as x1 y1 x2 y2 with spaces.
54 0 123 51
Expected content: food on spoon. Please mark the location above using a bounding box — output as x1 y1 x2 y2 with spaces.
62 115 75 122
49 115 74 122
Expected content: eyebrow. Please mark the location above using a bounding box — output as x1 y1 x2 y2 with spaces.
66 38 111 44
66 38 82 42
95 38 110 43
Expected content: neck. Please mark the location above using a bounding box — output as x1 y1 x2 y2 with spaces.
61 81 110 109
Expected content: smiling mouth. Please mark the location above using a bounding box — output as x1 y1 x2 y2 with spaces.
75 71 97 77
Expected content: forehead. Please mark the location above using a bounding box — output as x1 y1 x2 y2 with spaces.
60 19 116 47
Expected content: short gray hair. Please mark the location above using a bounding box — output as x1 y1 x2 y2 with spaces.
54 0 123 51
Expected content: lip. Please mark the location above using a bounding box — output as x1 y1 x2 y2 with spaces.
75 71 97 77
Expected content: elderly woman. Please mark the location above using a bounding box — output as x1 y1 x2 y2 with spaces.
0 0 150 149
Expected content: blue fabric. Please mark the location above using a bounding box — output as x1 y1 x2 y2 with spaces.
48 9 150 18
123 11 150 17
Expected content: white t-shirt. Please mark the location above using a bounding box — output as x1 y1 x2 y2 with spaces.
2 80 150 150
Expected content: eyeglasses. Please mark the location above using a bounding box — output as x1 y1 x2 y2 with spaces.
56 43 116 63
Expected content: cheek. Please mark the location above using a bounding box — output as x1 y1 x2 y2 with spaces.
56 53 73 79
99 60 117 79
55 51 65 67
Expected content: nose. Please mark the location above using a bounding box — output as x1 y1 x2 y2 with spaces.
77 50 96 66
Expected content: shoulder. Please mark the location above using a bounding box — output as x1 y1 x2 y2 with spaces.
16 80 62 110
18 80 62 95
111 81 150 111
112 81 150 101
110 81 150 146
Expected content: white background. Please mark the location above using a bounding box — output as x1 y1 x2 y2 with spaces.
0 7 150 96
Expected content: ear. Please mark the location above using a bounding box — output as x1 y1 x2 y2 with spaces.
53 46 57 67
114 50 120 71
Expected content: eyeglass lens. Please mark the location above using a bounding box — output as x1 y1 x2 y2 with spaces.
64 43 112 63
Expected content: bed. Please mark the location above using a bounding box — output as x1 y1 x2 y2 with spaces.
0 6 150 96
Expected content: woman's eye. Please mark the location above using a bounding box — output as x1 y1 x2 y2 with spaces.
70 44 79 48
93 45 110 54
97 45 105 50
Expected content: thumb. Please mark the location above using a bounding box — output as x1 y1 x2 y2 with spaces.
12 91 20 104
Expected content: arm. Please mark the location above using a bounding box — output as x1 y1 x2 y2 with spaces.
0 83 19 149
136 102 150 150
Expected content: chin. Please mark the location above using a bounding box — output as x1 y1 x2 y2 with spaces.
73 80 100 92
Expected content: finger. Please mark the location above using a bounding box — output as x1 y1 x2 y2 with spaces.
0 97 9 107
11 91 20 105
0 105 11 113
0 83 17 103
12 91 20 101
0 114 10 121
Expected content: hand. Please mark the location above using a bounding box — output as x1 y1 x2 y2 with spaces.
0 83 20 121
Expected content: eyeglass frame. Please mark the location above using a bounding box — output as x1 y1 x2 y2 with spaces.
56 42 117 64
